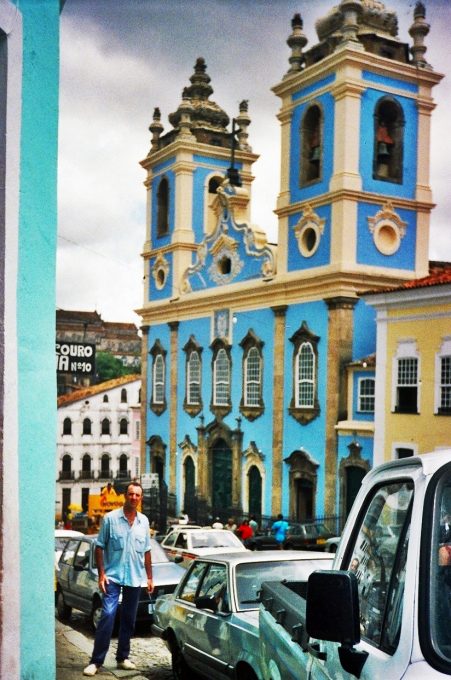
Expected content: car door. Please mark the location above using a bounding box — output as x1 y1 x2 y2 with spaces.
67 539 95 614
307 478 414 680
161 531 179 562
184 562 231 679
170 561 209 662
58 538 82 607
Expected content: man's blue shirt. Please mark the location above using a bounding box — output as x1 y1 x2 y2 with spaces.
96 508 151 587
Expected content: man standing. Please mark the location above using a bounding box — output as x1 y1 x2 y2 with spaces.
83 482 153 677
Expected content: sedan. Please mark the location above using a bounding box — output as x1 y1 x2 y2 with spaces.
152 550 333 680
283 522 335 551
56 535 185 629
161 528 247 568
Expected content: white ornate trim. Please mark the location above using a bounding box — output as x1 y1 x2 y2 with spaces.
294 204 325 257
151 252 170 290
368 201 407 255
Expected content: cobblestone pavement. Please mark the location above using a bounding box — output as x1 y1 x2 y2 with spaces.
56 612 173 680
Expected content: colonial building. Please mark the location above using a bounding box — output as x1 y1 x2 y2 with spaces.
56 308 141 394
56 374 141 521
137 1 443 527
364 261 451 465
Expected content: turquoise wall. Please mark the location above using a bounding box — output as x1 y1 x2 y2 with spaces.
16 0 61 677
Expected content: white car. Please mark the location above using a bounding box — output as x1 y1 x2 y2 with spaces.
161 528 247 568
152 550 333 680
54 529 84 567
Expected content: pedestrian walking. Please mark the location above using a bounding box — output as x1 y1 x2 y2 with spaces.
271 513 289 549
212 516 224 529
236 519 253 543
83 482 153 677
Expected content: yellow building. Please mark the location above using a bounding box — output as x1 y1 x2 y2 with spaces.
364 262 451 464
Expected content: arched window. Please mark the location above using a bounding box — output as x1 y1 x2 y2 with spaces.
214 348 230 406
157 176 169 237
150 340 167 415
101 418 110 435
103 394 109 403
296 342 315 408
119 418 128 435
154 355 165 404
239 329 265 420
206 175 223 233
61 454 72 480
120 388 127 403
63 417 72 435
82 418 92 435
289 321 320 424
118 454 128 479
187 351 201 405
81 454 92 479
101 454 110 477
300 104 322 186
244 347 261 407
373 97 404 182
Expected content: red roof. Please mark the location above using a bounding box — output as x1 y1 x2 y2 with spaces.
364 261 451 296
57 374 140 407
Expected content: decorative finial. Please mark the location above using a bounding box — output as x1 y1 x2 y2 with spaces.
409 1 430 68
236 100 252 152
286 13 307 75
339 0 363 44
149 107 164 152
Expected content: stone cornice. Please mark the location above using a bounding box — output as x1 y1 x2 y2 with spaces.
272 45 443 102
274 188 436 219
142 242 198 260
136 267 416 327
140 139 259 173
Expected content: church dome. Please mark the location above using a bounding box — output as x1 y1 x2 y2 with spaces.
168 57 230 133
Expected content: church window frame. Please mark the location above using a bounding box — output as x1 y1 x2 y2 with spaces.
239 329 264 420
156 176 170 237
210 338 232 418
373 96 405 183
183 336 203 417
300 103 323 187
289 321 320 425
149 340 167 416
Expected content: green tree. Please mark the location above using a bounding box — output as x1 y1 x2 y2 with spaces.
95 351 140 382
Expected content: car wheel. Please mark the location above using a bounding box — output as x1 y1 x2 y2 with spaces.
236 663 259 680
91 597 103 631
56 590 72 621
170 638 191 680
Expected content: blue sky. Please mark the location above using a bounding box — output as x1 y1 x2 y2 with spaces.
57 0 451 322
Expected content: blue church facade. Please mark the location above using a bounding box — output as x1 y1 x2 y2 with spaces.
138 1 442 529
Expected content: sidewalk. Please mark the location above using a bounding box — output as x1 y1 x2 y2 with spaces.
56 621 149 680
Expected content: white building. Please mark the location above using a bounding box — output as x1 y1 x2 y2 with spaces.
56 374 141 521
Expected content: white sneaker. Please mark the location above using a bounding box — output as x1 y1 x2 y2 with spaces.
83 663 98 676
117 659 137 670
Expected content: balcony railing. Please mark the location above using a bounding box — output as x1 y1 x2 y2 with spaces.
79 470 96 480
59 470 75 481
116 470 131 480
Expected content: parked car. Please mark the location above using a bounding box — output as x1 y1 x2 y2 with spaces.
161 528 247 568
155 524 202 543
55 535 185 629
283 522 334 551
152 550 333 680
324 536 341 553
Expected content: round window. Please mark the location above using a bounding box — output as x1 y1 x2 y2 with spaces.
297 222 321 257
373 221 401 255
218 255 232 275
156 267 166 289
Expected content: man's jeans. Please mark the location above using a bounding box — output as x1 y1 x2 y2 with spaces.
90 581 141 666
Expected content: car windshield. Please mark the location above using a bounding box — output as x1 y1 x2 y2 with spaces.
235 559 329 610
150 538 170 563
191 531 242 549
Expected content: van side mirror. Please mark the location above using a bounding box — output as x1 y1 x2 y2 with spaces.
306 570 360 645
306 570 368 678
